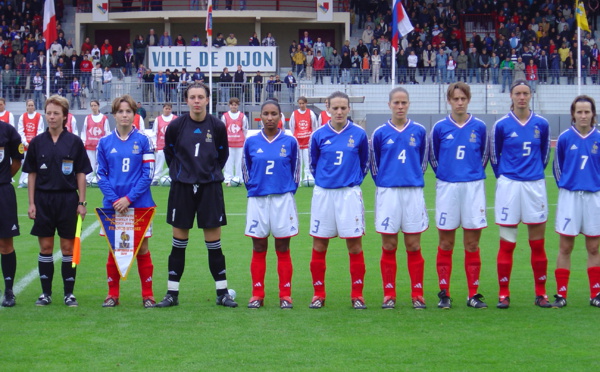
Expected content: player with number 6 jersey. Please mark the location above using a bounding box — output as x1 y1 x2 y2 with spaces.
370 87 429 310
490 80 552 309
429 82 489 310
308 91 370 310
551 95 600 309
242 100 300 309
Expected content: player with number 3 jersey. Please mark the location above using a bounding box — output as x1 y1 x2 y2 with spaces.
429 82 489 310
551 95 600 309
490 80 552 309
370 87 429 310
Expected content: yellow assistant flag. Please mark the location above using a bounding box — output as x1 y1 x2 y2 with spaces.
576 1 591 32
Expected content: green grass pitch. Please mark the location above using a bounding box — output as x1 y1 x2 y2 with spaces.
2 160 599 370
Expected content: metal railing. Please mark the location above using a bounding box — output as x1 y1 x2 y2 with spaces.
76 0 348 12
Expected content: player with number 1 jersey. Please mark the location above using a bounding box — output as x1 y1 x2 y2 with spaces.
429 82 489 309
370 87 429 310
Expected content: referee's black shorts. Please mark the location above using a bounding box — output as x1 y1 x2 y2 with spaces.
0 183 20 238
167 181 227 229
31 190 78 239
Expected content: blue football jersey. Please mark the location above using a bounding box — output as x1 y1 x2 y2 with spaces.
429 114 488 182
242 129 300 197
490 111 550 180
370 120 428 187
554 126 600 192
309 120 369 189
97 128 155 208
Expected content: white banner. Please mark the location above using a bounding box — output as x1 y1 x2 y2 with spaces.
317 0 333 21
92 0 109 22
147 46 278 73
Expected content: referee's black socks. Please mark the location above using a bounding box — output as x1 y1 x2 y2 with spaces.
62 255 76 295
167 237 188 296
38 253 54 295
206 240 228 296
1 251 16 291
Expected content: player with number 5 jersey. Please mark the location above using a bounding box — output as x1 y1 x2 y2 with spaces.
429 82 489 310
370 87 429 310
242 100 300 309
551 95 600 309
308 91 369 310
490 80 552 309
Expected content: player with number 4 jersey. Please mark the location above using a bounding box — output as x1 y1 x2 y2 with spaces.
551 95 600 309
490 80 552 309
370 87 429 310
242 100 300 309
429 82 489 310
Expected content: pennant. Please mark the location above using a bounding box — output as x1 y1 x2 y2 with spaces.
206 0 213 37
392 0 414 50
96 207 155 279
43 0 57 49
576 1 590 32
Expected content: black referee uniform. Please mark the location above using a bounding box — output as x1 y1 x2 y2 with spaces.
22 129 91 301
0 120 24 306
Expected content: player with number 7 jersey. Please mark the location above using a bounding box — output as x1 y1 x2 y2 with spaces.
429 82 489 309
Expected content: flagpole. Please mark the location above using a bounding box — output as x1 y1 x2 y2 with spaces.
206 0 213 115
46 49 50 98
577 26 581 96
391 46 396 89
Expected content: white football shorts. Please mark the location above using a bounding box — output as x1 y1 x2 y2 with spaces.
310 185 365 239
435 179 487 230
245 192 299 238
375 186 428 234
555 188 600 237
495 175 548 226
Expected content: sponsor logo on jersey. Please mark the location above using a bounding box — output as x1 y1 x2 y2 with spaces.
324 140 331 145
570 144 578 150
40 163 48 169
387 138 394 145
110 148 118 153
446 134 454 140
257 148 264 153
194 128 202 134
510 132 518 137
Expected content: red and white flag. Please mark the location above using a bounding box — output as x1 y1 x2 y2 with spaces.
43 0 57 49
392 0 413 50
206 0 213 37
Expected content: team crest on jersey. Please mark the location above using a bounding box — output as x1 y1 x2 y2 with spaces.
534 126 540 139
0 147 4 162
280 145 287 157
469 130 477 143
62 159 74 175
206 130 213 142
347 135 355 148
593 142 598 154
409 135 416 146
132 142 140 154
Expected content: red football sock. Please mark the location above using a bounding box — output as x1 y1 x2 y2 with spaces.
436 247 453 297
555 268 570 299
407 249 424 297
310 249 327 298
276 250 293 298
106 253 120 298
588 267 600 298
380 247 397 298
497 239 517 299
529 239 548 297
349 251 366 298
465 249 481 298
136 251 154 298
250 250 267 298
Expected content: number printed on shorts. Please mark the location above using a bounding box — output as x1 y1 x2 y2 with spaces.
265 160 275 175
248 220 259 234
563 218 571 231
438 212 447 226
311 219 321 234
381 217 390 231
397 149 406 163
122 157 130 172
523 142 531 156
581 155 589 170
501 207 509 221
456 146 465 160
334 151 343 165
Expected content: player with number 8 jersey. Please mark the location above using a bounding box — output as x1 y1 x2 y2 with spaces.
429 82 489 309
370 87 429 310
